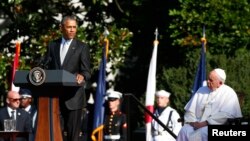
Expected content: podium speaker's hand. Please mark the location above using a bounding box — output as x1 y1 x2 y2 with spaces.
76 74 85 84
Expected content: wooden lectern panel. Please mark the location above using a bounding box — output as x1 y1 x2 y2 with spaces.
52 97 63 141
34 96 63 141
35 97 51 141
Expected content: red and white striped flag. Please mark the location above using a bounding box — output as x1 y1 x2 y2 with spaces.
10 40 21 92
145 29 159 141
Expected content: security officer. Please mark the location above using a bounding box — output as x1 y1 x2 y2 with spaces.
19 89 37 127
103 90 127 141
19 88 37 141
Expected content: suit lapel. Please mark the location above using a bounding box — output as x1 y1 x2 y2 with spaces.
55 39 62 67
16 109 22 129
4 107 11 119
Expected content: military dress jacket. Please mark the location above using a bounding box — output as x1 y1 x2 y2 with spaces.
103 110 127 141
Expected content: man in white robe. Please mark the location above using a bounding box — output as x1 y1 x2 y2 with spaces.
151 90 182 141
176 68 242 141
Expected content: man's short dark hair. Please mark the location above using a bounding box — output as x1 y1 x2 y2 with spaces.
61 15 77 25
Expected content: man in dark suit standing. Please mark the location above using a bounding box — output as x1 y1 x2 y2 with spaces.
44 15 91 141
0 91 32 141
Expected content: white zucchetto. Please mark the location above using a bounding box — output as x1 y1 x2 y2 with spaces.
214 68 226 82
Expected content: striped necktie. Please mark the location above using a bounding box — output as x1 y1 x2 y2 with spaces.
60 41 68 64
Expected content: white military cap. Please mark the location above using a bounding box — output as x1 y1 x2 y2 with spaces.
19 89 32 98
214 68 226 81
156 90 171 97
107 90 122 100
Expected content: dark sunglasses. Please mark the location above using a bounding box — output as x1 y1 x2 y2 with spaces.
8 98 21 102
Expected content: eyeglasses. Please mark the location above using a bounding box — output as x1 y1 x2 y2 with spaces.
8 98 21 102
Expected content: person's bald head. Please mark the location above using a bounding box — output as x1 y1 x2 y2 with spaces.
6 91 21 109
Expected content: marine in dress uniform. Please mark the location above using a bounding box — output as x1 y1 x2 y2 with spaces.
103 91 127 141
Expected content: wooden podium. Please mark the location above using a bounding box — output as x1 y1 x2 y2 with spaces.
14 69 81 141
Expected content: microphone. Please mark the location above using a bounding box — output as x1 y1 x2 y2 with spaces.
37 56 51 69
43 57 51 68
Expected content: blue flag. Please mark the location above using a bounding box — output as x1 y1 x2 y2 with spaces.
191 27 206 96
91 40 107 141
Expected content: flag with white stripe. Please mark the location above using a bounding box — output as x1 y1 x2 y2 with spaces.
145 29 159 141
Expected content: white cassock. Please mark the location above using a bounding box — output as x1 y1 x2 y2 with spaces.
176 84 242 141
151 106 182 141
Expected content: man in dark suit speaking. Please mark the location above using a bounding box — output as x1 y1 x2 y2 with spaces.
44 15 91 141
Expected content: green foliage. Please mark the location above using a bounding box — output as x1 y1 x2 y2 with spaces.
0 54 12 90
0 52 32 95
79 25 133 72
169 0 250 55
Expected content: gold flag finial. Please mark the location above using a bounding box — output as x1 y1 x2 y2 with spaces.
154 28 159 46
103 28 110 58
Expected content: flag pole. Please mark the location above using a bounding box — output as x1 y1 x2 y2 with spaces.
91 28 109 141
191 25 207 97
10 29 21 91
145 28 159 141
103 27 109 59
